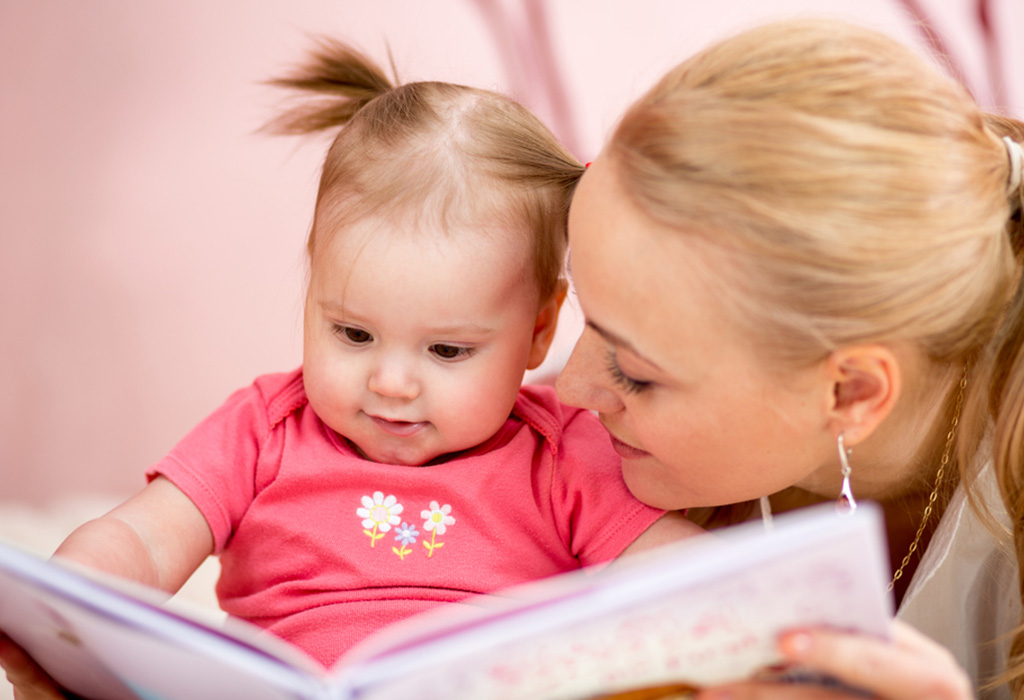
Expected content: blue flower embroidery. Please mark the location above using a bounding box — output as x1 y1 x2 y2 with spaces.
392 522 419 560
395 522 419 546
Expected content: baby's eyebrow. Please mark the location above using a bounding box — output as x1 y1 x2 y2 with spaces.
318 299 347 314
425 323 498 337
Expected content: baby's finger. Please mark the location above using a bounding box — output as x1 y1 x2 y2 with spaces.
0 634 66 700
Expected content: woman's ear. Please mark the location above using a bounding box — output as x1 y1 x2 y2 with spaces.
824 345 902 446
526 284 567 370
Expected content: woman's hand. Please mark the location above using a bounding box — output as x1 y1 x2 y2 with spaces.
0 634 66 700
695 620 973 700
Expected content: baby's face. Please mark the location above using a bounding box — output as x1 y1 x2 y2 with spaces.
303 217 543 465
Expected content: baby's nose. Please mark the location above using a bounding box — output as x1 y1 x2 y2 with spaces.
368 357 421 400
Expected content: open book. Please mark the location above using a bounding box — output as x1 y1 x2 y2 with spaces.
0 503 892 700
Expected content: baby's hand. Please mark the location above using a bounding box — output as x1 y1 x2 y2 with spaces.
0 633 66 699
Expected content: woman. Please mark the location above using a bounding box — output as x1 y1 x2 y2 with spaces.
4 16 1023 700
556 16 1023 700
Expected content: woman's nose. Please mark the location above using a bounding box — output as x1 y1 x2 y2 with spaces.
368 355 420 400
556 328 623 414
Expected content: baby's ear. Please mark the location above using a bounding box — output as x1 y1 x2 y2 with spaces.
526 285 567 370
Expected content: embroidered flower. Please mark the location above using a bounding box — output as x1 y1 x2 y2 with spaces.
420 501 455 557
357 492 403 547
358 492 403 532
394 522 419 546
420 501 455 535
392 521 419 560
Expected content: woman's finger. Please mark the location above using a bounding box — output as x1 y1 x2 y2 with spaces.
693 621 973 700
886 619 960 662
694 680 861 700
771 624 972 700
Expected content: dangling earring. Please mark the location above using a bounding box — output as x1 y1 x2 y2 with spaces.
759 495 774 531
836 433 857 515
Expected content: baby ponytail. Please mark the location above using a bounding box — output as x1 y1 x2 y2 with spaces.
265 37 582 302
265 38 394 137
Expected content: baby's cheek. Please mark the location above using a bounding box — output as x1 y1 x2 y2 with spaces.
440 389 506 442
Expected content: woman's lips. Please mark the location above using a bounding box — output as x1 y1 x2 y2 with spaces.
608 433 650 459
370 416 428 437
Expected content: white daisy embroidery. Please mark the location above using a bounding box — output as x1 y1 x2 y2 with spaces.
420 501 455 557
357 492 403 548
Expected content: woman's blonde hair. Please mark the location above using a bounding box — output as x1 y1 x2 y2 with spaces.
610 17 1024 692
267 38 584 301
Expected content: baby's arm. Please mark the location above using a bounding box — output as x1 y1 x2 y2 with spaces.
0 478 213 698
54 475 213 593
619 510 705 557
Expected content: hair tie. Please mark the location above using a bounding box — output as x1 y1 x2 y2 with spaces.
1005 136 1023 194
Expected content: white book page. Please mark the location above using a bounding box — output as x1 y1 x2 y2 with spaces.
340 504 892 700
0 544 331 700
0 504 892 700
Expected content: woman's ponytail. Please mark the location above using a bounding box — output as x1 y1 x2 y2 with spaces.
986 116 1024 255
973 114 1024 697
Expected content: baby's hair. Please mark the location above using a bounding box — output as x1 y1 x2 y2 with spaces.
267 37 584 301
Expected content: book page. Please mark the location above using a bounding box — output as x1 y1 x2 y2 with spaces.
0 543 330 700
342 504 892 700
0 504 892 700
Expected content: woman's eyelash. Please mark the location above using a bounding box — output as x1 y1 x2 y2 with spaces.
605 352 650 394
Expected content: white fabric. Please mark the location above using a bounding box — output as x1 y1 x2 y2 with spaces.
897 462 1020 699
1005 137 1023 194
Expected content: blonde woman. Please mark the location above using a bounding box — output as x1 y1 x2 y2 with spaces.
557 17 1023 700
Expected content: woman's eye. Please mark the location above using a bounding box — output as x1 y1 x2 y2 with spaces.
334 325 372 344
605 351 651 394
431 344 472 361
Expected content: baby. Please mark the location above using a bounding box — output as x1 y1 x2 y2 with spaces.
47 38 700 667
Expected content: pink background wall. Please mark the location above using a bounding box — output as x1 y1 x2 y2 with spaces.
2 1 1021 505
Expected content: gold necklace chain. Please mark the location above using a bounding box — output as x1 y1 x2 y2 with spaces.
887 364 969 592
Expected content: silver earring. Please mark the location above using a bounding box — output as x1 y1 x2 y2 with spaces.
759 495 774 531
836 433 857 515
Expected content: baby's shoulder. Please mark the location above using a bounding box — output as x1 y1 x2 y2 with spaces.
515 384 604 448
250 367 309 429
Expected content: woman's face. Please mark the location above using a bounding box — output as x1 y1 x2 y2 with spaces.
557 157 836 510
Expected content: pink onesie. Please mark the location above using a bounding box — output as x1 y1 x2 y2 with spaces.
150 368 663 667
